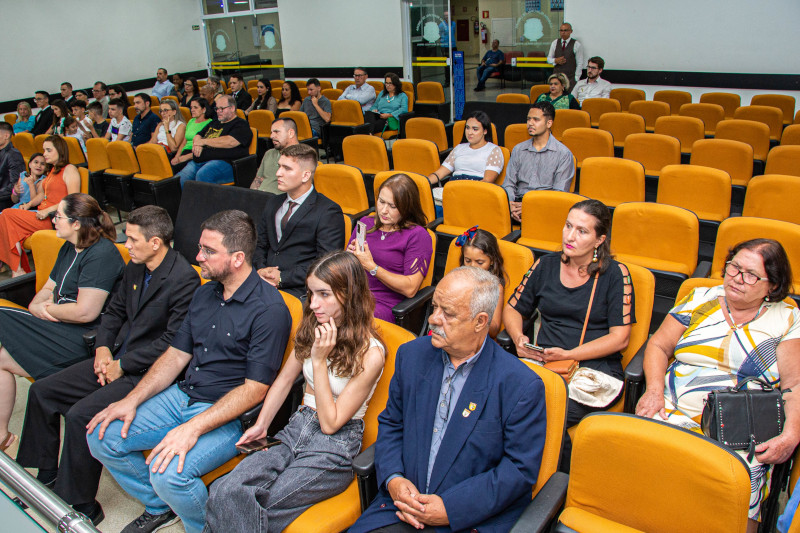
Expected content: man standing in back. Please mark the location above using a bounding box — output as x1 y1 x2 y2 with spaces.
547 23 585 94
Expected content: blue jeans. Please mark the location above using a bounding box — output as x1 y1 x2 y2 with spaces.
476 65 498 86
204 406 363 533
86 385 241 533
177 160 235 187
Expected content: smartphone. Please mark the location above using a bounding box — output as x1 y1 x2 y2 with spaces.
356 220 367 250
523 343 545 353
235 436 282 455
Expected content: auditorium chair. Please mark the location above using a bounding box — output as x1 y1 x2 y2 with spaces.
622 133 680 200
507 190 586 257
321 88 342 101
3 113 16 125
102 140 140 219
628 100 671 133
578 157 645 208
559 128 613 177
342 135 390 205
654 115 705 161
529 84 550 103
504 123 529 150
314 164 370 222
551 109 590 141
34 134 47 154
496 93 530 104
715 118 771 174
653 89 692 115
581 98 620 128
248 109 275 139
734 105 784 142
325 100 372 161
598 112 645 155
690 138 753 213
751 93 796 126
11 132 35 162
743 174 800 226
404 117 451 160
63 136 86 166
780 124 800 145
700 91 741 119
764 145 800 177
679 102 725 136
390 139 440 176
131 144 182 221
609 88 645 112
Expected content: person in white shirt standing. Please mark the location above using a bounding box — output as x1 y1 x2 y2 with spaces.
572 56 612 104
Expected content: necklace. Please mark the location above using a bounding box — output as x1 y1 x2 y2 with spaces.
379 225 397 240
723 296 765 330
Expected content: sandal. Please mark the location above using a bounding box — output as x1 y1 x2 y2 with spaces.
0 432 17 452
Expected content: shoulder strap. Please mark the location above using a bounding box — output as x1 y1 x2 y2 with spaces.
579 272 600 346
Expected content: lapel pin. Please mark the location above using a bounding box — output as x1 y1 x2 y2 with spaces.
462 408 470 418
468 402 476 411
133 284 137 291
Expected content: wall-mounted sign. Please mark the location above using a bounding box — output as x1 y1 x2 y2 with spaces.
482 10 489 18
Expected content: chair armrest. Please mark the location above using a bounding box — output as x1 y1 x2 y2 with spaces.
398 112 415 139
392 285 435 336
82 329 98 352
692 261 711 278
509 472 569 533
352 443 375 478
231 154 258 188
623 342 647 414
0 272 37 308
427 217 444 231
505 229 521 242
240 373 305 431
444 122 454 147
353 444 378 513
496 329 516 355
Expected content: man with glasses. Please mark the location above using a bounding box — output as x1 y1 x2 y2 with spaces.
30 91 54 136
91 81 110 118
175 94 253 187
547 22 585 94
572 56 611 104
131 93 161 147
341 67 376 113
88 209 291 533
351 267 547 533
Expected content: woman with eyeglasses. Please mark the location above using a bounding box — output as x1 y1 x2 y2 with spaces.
180 78 200 108
0 192 124 453
150 99 186 154
636 239 800 529
366 72 408 135
0 136 81 276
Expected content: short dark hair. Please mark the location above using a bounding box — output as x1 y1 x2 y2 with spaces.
281 143 318 171
354 67 368 75
108 98 125 110
306 78 321 88
134 93 150 105
35 90 50 101
158 67 168 76
75 90 89 100
0 122 13 136
128 206 174 244
200 210 256 264
531 100 555 123
87 101 103 115
61 82 73 90
274 117 297 135
725 239 793 302
229 73 244 83
190 97 209 118
93 81 108 92
588 56 605 70
70 100 87 110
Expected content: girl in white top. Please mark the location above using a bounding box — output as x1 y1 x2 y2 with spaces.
205 251 386 532
150 99 186 154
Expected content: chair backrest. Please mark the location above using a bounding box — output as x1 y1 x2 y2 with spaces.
235 109 246 120
335 80 354 92
518 190 587 252
373 171 436 225
290 80 307 88
529 84 550 103
366 80 383 95
734 105 784 141
496 146 510 185
248 88 259 101
657 164 731 222
551 109 591 140
4 113 17 126
341 213 352 249
391 139 441 176
247 80 259 90
503 123 529 150
452 120 498 146
11 132 35 162
628 100 671 131
781 124 800 145
318 80 333 91
248 109 275 137
700 92 741 119
34 134 48 154
742 174 800 225
78 167 89 194
281 111 314 140
404 117 448 152
496 93 530 104
622 133 681 176
611 202 699 277
278 291 304 366
62 136 86 166
609 88 646 112
321 88 342 101
126 105 137 120
653 90 692 115
416 82 445 104
330 100 364 126
149 95 159 106
562 413 750 533
690 138 754 187
621 264 655 369
314 164 368 215
439 181 511 238
561 128 614 168
751 94 796 125
135 144 173 179
403 89 415 113
106 141 140 174
654 115 705 153
714 118 771 161
765 145 800 177
579 157 645 207
85 138 110 172
179 107 191 122
342 135 390 175
679 103 725 135
598 112 645 147
581 98 621 127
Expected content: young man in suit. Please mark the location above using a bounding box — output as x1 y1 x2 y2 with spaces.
253 143 344 298
16 206 200 526
350 267 547 533
30 91 54 136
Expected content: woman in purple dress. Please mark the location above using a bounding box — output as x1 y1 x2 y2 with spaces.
347 174 432 322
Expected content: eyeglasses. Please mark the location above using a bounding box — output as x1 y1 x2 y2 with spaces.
587 66 600 70
455 225 479 247
217 105 233 112
160 109 171 113
198 244 221 258
354 73 366 78
53 213 74 223
724 261 769 285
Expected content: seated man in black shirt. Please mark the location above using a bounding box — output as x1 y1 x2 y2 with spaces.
175 94 253 187
131 93 161 147
16 206 199 526
87 210 291 533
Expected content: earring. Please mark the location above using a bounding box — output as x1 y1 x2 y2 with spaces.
592 248 598 263
765 296 770 302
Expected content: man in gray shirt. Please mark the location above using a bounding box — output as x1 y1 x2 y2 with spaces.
340 67 376 113
300 78 331 138
503 101 575 222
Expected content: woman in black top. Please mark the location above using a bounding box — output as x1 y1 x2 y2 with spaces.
0 193 124 451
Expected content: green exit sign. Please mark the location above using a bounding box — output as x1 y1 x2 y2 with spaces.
192 25 200 30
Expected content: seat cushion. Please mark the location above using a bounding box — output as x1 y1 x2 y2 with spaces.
560 507 645 533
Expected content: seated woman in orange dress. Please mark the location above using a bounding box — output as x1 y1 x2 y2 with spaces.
0 135 80 276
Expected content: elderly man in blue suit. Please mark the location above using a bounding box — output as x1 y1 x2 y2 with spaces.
350 267 547 533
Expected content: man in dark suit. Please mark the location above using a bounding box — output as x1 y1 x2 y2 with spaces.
30 90 54 136
253 143 344 297
350 267 547 533
16 205 199 526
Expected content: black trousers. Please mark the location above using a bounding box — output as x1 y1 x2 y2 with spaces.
16 357 141 505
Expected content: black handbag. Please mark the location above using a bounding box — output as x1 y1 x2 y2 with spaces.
701 376 785 461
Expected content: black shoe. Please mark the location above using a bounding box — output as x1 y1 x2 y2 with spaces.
474 85 485 92
36 468 57 489
121 510 179 533
74 500 105 526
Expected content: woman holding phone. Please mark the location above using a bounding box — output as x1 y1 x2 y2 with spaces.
204 251 385 532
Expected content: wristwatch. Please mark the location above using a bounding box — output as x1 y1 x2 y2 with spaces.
369 265 379 277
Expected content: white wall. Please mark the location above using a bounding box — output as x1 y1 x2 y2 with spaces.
278 0 404 68
566 0 800 74
1 0 206 102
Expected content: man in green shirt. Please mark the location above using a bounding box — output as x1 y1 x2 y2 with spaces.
250 117 299 193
